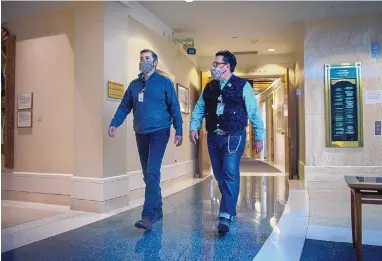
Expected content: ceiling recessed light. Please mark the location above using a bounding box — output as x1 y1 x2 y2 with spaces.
185 0 194 2
268 49 275 52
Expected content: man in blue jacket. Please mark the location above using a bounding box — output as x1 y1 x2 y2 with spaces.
190 50 264 234
108 49 183 230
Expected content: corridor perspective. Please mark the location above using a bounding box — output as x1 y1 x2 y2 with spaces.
1 1 382 261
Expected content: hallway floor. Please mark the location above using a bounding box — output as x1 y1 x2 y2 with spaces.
1 201 68 229
2 161 382 260
2 175 288 261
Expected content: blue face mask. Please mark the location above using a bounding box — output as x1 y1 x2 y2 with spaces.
139 59 155 75
210 65 227 80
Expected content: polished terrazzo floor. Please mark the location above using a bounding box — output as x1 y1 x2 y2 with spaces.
2 176 288 261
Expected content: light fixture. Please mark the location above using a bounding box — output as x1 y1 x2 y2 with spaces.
185 0 194 2
268 48 275 52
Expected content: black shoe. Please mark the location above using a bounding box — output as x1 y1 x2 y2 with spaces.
217 217 231 234
135 218 153 230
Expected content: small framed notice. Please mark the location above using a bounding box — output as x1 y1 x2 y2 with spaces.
177 83 190 114
17 110 32 128
17 93 33 110
107 81 124 100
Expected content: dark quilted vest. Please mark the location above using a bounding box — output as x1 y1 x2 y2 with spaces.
203 75 248 133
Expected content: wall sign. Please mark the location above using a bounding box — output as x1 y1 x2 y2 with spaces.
107 81 124 100
324 63 363 148
17 93 33 110
371 41 380 59
177 83 190 114
17 110 32 128
365 90 382 104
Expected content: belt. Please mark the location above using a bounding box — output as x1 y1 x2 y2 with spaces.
211 131 228 136
209 130 246 136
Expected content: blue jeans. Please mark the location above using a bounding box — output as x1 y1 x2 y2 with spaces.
207 130 246 220
135 128 170 221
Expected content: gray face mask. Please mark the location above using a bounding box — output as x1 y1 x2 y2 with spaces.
210 65 227 80
139 59 155 74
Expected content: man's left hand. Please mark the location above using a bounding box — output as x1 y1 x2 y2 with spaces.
253 140 264 154
174 135 183 147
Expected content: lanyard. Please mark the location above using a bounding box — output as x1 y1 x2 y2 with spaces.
218 95 223 103
140 76 146 93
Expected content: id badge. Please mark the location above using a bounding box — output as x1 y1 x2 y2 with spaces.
138 92 144 102
216 103 225 115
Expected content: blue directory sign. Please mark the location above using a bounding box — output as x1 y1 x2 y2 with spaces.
324 63 363 148
371 41 380 59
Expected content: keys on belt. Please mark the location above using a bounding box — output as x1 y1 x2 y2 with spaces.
216 131 228 135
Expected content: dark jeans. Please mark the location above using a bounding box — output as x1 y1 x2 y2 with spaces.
135 128 170 221
207 130 246 220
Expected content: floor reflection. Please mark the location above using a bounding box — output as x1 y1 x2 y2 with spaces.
2 176 288 261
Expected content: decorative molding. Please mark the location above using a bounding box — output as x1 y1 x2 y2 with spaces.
305 165 382 175
298 161 305 182
128 160 196 191
71 173 129 202
2 160 197 204
2 172 71 195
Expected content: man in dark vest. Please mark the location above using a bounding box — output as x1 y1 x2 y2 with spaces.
189 50 264 234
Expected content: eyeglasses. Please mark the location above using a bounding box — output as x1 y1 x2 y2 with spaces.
212 62 226 68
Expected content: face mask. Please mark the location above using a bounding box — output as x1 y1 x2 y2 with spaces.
139 59 155 75
210 65 227 80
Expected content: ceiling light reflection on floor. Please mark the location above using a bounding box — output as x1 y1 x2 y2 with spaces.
269 216 280 235
255 201 261 213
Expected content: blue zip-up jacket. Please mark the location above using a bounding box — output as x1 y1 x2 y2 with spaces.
110 72 183 136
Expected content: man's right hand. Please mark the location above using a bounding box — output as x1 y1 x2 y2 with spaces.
108 126 117 138
189 130 199 145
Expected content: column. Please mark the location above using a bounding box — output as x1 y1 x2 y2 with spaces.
71 2 129 212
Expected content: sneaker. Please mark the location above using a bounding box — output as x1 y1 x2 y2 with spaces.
134 218 153 230
217 217 231 234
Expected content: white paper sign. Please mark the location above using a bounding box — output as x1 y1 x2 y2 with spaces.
17 93 33 110
365 90 382 104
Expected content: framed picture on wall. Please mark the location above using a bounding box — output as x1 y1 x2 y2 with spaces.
17 110 32 128
177 83 189 114
17 93 33 110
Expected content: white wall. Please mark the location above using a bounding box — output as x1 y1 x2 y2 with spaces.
304 15 382 230
2 7 75 174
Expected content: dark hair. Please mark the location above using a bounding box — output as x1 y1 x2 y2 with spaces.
140 49 158 62
216 50 237 72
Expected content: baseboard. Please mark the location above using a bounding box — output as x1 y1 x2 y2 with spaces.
304 166 382 175
1 159 197 211
1 190 71 206
70 194 130 213
1 172 72 195
305 165 382 229
298 161 305 181
129 172 195 201
127 159 197 191
70 173 130 202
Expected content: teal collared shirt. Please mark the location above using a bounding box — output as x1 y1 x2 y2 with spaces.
190 75 265 140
